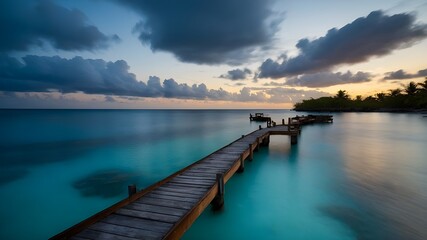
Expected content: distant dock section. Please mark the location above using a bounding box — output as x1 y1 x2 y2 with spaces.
249 112 271 122
291 114 333 125
51 115 332 240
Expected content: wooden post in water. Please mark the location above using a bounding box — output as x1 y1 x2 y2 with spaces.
255 137 260 152
259 125 262 130
237 154 244 173
291 135 298 145
282 119 285 125
212 173 224 210
128 184 136 197
266 135 270 146
261 135 270 146
249 143 254 161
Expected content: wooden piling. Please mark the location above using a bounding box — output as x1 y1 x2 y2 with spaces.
237 154 244 173
261 135 268 146
212 173 224 210
282 119 285 125
249 143 254 161
255 137 260 151
259 125 262 130
127 184 136 197
291 135 298 145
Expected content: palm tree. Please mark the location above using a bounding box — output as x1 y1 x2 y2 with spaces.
376 92 386 101
335 90 349 99
418 78 427 91
388 88 401 97
404 81 418 95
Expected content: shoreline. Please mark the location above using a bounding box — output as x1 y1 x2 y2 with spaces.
294 108 427 114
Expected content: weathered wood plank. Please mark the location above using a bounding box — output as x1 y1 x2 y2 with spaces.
176 174 216 180
137 196 194 210
170 178 214 188
156 185 205 195
161 182 210 190
89 222 160 239
187 167 226 172
146 192 200 203
192 164 229 169
197 161 233 167
126 202 187 217
116 208 181 223
183 170 219 176
102 214 171 234
152 188 203 199
76 229 139 240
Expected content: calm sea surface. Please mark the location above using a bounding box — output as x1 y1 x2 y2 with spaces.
0 110 426 240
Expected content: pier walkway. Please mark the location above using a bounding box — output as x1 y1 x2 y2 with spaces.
52 125 299 240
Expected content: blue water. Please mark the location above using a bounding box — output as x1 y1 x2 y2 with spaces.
0 110 426 240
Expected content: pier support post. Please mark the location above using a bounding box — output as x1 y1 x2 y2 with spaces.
249 143 254 161
262 135 270 146
255 137 260 152
282 119 285 125
212 173 224 210
259 125 262 130
291 135 298 145
237 154 244 173
128 184 137 197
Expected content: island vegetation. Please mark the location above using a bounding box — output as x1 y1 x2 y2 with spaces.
294 79 427 112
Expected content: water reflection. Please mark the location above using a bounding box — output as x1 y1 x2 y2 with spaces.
336 113 427 240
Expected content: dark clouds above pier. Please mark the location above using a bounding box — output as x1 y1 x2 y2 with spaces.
383 68 427 80
0 0 119 53
219 68 252 81
258 11 427 79
113 0 282 65
0 54 327 103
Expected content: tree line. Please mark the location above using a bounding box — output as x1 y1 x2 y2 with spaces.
294 79 427 112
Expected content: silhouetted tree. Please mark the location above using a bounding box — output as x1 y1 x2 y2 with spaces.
418 78 427 91
376 92 386 101
388 88 402 97
405 81 418 95
335 90 349 99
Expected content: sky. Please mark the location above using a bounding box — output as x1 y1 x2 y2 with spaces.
1 0 427 109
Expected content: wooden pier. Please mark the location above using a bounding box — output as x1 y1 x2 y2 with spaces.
51 118 320 240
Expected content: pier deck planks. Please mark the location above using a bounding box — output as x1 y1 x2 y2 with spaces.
51 125 296 240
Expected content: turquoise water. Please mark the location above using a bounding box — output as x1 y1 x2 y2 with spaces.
0 110 426 239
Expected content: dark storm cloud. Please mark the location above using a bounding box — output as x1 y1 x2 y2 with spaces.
0 55 263 101
114 0 281 65
0 55 329 103
219 68 252 80
259 11 427 78
0 55 216 99
383 68 427 80
0 0 119 52
284 71 372 88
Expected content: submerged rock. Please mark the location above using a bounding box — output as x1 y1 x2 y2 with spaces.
73 169 139 198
